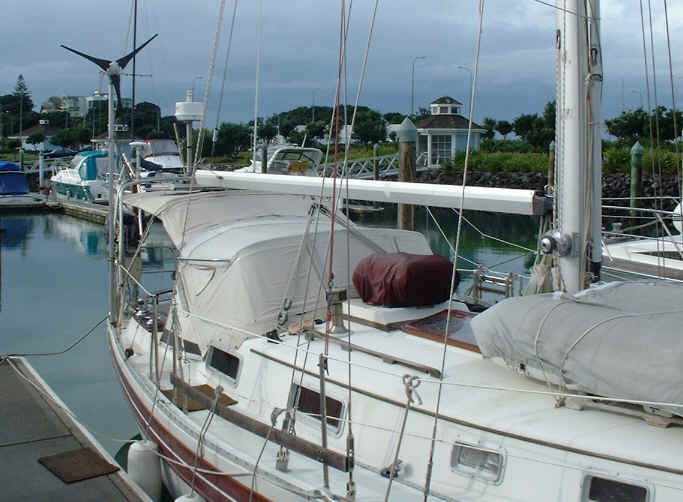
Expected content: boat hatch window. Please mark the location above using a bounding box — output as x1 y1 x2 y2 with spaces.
450 443 504 483
290 384 343 432
207 346 240 382
159 331 201 356
584 476 648 502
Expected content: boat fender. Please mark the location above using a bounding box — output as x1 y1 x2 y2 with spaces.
673 202 682 233
175 493 204 502
127 440 162 502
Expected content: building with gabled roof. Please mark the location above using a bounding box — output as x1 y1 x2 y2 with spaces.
415 96 485 165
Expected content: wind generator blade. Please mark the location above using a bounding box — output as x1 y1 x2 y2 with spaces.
60 45 110 73
116 33 159 70
110 73 123 112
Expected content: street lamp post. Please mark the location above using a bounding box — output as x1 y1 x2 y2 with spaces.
410 56 426 117
456 65 473 117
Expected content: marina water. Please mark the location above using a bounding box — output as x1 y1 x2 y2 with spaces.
0 208 537 456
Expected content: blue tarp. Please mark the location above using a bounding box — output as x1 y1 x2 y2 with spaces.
0 162 29 195
0 161 21 172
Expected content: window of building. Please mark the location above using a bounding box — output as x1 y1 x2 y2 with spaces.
431 135 452 164
207 346 240 382
584 476 648 502
290 384 344 432
439 106 449 114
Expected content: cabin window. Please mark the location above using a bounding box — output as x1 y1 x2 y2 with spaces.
584 476 648 502
450 443 504 483
290 384 344 433
159 331 201 356
207 346 240 383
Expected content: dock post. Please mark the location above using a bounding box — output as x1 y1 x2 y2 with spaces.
547 140 555 194
397 118 417 230
373 143 380 209
630 141 644 223
261 144 268 174
39 150 47 189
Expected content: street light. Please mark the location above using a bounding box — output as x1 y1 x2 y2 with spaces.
456 65 472 117
410 56 426 117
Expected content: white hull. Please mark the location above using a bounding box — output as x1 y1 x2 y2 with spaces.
109 296 683 502
603 235 683 280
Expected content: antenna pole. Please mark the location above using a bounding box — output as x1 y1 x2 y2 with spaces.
131 0 138 137
107 77 117 324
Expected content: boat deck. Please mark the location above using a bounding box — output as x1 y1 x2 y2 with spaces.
0 357 149 501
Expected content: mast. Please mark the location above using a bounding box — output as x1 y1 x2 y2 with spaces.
554 0 601 293
131 0 138 138
587 0 603 281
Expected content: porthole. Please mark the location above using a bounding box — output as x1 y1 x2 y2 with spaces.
584 475 648 502
450 443 504 484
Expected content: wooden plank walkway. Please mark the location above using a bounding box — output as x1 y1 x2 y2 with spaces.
0 357 149 502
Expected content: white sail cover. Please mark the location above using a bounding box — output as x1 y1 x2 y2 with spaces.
125 190 432 350
471 281 683 417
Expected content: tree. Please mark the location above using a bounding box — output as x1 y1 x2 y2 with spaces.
305 120 327 140
27 132 46 146
51 127 90 149
214 122 251 156
605 109 647 142
482 117 497 140
605 106 683 143
496 120 513 139
353 109 386 144
512 102 555 150
13 75 34 114
513 113 538 142
383 112 406 124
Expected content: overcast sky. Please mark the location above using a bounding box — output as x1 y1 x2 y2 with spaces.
2 0 681 128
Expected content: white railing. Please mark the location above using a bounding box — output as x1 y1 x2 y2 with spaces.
316 151 434 179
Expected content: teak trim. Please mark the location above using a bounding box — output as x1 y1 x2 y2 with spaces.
170 374 349 472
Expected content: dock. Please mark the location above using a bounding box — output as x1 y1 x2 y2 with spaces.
0 357 150 501
49 199 109 224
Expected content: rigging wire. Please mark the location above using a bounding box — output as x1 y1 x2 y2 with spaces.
211 0 239 157
423 2 486 499
661 0 682 205
194 0 227 166
252 0 263 168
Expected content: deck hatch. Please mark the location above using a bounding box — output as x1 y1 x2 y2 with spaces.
585 476 648 502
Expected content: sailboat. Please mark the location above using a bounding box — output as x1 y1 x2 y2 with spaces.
108 1 683 501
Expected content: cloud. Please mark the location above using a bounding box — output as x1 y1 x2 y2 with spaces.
1 0 679 126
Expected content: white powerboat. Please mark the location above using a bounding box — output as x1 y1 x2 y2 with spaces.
234 145 323 175
50 150 110 202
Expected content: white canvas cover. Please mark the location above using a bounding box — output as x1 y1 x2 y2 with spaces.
127 190 433 351
471 281 683 417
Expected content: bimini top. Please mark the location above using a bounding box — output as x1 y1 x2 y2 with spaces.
0 162 29 195
71 151 107 181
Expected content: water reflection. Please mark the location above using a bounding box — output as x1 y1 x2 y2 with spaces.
44 214 105 255
0 216 34 250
